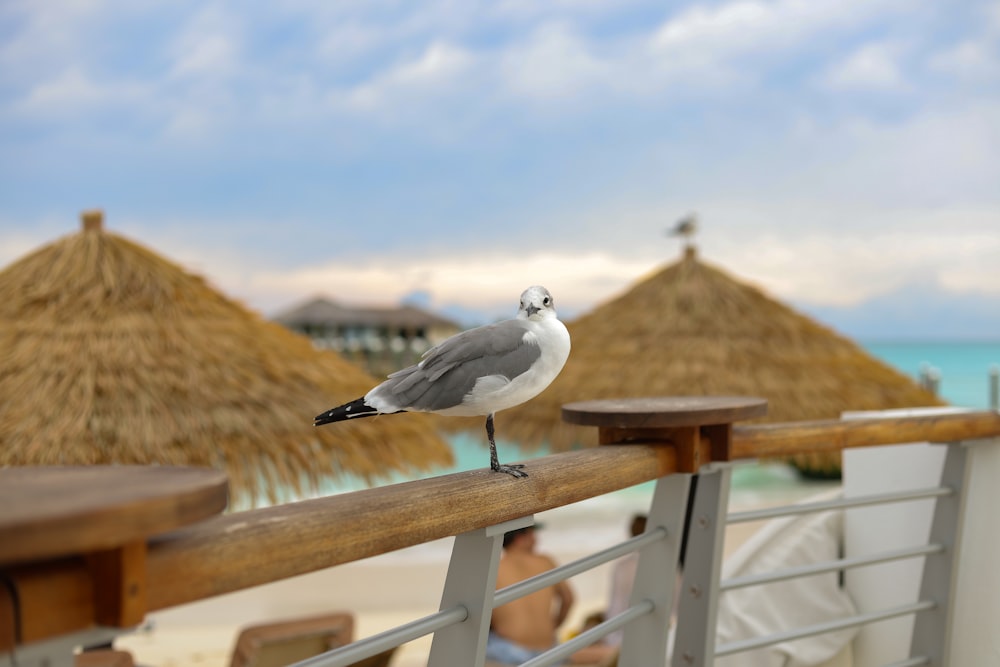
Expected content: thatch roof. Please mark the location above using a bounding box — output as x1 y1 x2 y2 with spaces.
500 248 945 468
0 211 452 503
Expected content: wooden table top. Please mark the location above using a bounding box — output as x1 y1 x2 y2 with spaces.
0 465 228 566
562 396 768 429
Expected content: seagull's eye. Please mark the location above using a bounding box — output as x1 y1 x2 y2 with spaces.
543 296 551 306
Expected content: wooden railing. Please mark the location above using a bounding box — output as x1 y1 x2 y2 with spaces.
2 402 999 667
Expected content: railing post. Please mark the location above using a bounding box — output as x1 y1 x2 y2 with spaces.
617 473 692 667
427 516 534 667
909 442 971 665
561 396 767 667
670 465 732 667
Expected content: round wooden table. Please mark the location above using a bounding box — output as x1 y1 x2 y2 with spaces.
0 465 228 654
563 396 768 472
0 465 229 566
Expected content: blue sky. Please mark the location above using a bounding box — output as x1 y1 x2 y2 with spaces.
2 0 999 338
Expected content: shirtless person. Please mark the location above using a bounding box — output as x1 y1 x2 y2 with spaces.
486 525 574 664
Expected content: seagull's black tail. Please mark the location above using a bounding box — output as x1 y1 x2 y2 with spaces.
314 398 380 426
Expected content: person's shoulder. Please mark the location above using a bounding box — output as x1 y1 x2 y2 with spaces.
533 552 559 569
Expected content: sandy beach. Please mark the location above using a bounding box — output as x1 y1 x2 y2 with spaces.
113 471 825 667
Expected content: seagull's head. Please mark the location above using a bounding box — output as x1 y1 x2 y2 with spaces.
519 285 556 320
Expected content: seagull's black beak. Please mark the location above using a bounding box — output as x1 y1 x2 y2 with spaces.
526 304 541 317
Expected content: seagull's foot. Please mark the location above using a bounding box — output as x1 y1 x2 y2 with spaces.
492 463 528 479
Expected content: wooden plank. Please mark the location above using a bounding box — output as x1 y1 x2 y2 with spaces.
0 466 228 566
670 426 701 473
2 558 94 647
703 423 733 462
0 581 14 650
88 541 148 627
145 445 677 611
598 425 706 471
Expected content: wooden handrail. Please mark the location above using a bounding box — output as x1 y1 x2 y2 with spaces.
0 445 678 648
146 409 999 611
145 445 678 611
2 409 998 652
731 410 1000 458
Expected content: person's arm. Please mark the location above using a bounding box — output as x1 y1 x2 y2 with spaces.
553 578 575 629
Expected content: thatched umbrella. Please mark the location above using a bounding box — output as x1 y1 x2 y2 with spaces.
500 247 944 475
0 211 452 503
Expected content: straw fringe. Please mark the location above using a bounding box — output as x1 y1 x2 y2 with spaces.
0 221 452 504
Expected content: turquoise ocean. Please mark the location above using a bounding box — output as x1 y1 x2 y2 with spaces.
862 340 1000 410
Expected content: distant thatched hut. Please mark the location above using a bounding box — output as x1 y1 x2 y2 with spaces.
274 295 461 376
501 248 944 475
0 211 452 503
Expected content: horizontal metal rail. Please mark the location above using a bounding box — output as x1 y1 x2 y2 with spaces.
521 600 655 667
726 486 952 524
291 527 669 667
720 543 945 591
291 605 468 667
715 600 936 657
494 527 667 607
882 657 930 667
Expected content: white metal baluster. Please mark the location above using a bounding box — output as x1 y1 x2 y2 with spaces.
617 472 692 667
909 442 971 665
670 465 732 667
427 516 533 667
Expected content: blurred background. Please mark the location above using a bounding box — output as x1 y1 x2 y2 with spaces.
2 1 999 497
3 6 999 665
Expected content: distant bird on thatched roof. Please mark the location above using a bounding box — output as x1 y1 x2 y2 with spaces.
0 210 453 504
669 213 698 247
315 286 571 478
500 247 945 475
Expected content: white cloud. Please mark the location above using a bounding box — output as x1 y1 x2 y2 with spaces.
169 33 239 81
12 66 150 117
317 23 385 65
710 207 1000 307
5 200 999 329
313 0 907 121
167 5 243 81
329 41 476 112
820 41 908 91
0 1 107 78
499 24 612 99
250 251 659 319
490 0 645 22
650 0 892 63
927 39 1000 82
3 0 999 341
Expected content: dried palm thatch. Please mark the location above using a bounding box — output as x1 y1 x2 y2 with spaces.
499 248 945 475
0 211 453 503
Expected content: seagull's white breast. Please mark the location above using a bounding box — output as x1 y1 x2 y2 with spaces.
440 316 571 416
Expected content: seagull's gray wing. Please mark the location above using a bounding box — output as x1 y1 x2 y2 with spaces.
380 320 541 412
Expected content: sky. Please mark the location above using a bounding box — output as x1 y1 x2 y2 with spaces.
1 0 999 339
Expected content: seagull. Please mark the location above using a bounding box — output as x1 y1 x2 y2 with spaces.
669 213 698 240
314 286 571 478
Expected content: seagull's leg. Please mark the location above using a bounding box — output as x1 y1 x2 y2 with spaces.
486 413 527 478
